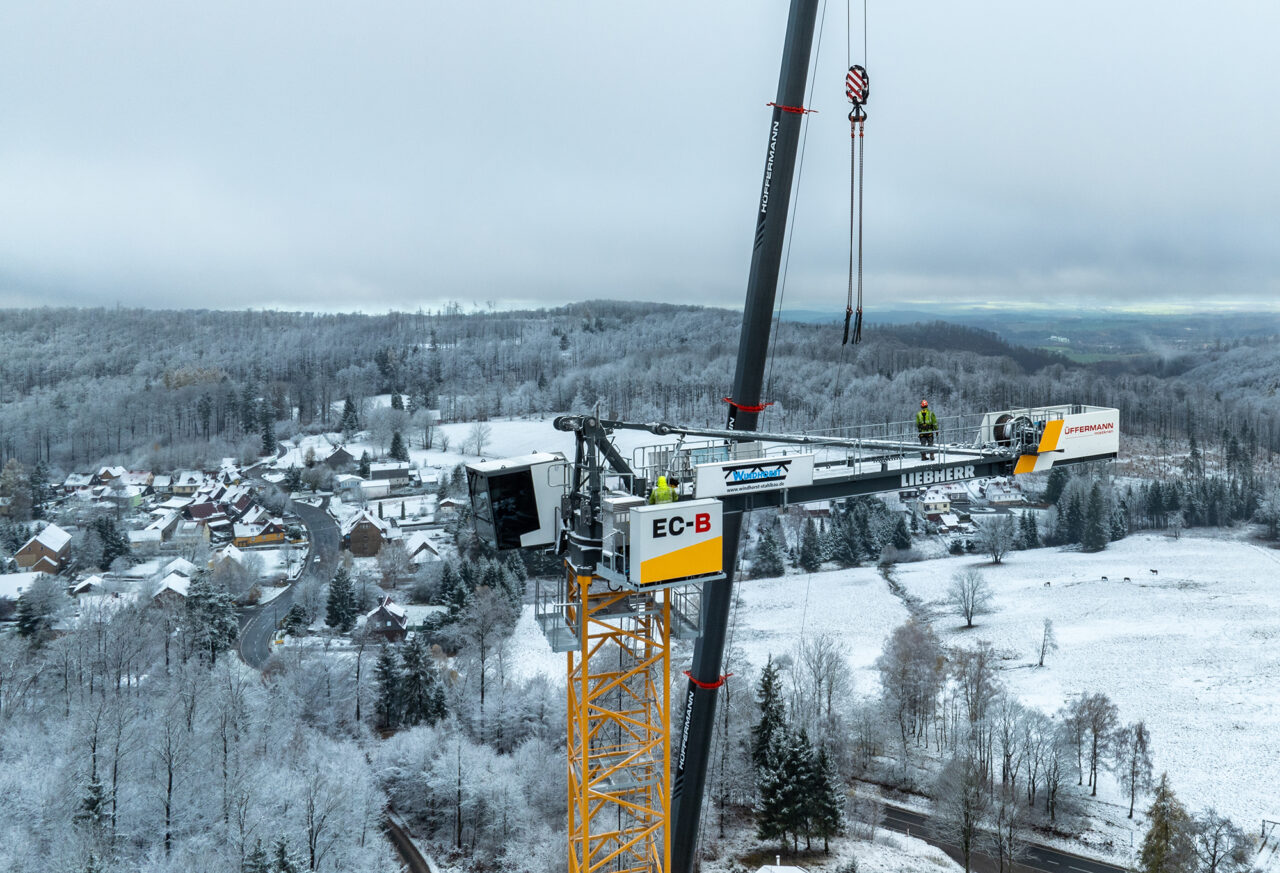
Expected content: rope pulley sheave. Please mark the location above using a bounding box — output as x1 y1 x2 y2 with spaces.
844 63 868 345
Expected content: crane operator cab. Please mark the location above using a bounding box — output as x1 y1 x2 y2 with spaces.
466 452 566 550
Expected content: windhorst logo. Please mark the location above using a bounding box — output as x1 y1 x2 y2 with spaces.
723 459 792 488
696 453 815 497
1063 422 1115 437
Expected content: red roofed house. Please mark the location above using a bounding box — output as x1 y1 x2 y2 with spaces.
365 596 408 643
15 523 73 574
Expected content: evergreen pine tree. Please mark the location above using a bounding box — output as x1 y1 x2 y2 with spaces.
1110 500 1129 541
282 603 309 636
260 402 276 457
756 729 795 851
892 516 911 550
30 459 49 520
272 837 301 873
1045 467 1070 505
1138 774 1195 873
1064 489 1085 544
90 516 131 569
1027 512 1040 548
390 392 404 410
790 728 820 850
809 745 844 853
185 572 239 665
399 635 442 727
284 465 303 492
1016 512 1031 550
358 451 371 478
751 656 786 774
374 644 402 730
340 396 360 439
797 518 822 573
242 838 271 873
1083 483 1108 552
752 528 786 579
390 431 409 462
825 515 860 568
75 771 109 839
326 567 357 632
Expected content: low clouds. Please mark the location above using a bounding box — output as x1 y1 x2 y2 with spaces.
1 1 1276 312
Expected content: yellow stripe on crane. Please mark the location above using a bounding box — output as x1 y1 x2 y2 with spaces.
1013 419 1064 475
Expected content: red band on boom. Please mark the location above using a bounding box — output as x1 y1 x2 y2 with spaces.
684 670 732 690
722 397 774 414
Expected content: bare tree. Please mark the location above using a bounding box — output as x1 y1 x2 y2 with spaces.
875 620 944 769
1075 692 1120 796
983 784 1027 873
947 569 995 628
376 542 412 590
978 514 1016 564
1191 808 1252 873
467 421 493 457
1112 720 1153 818
1038 618 1058 667
934 739 988 873
793 633 851 729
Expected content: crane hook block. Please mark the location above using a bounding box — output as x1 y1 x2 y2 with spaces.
845 65 869 106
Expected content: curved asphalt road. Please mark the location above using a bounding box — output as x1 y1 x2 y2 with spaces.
237 493 341 669
881 802 1127 873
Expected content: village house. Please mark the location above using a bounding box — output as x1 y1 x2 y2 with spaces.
171 471 205 496
920 490 951 515
70 575 107 597
233 519 286 548
152 572 190 605
364 596 408 643
62 473 94 494
368 462 412 489
92 465 128 485
403 530 442 565
0 571 53 603
14 523 73 574
342 510 388 557
323 446 356 472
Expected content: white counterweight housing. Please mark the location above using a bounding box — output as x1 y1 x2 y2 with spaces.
977 405 1119 474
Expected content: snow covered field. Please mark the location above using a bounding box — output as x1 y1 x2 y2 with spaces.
891 531 1280 833
509 527 1280 856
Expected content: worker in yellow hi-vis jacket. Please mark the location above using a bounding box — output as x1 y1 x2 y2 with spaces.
648 475 676 504
916 399 939 460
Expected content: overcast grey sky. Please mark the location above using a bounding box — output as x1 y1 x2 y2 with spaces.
2 1 1277 313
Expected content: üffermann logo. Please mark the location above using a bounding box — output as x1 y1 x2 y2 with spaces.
1063 422 1115 437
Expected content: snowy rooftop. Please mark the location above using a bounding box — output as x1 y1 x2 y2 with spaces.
0 572 51 600
153 573 190 598
162 557 198 578
31 523 72 553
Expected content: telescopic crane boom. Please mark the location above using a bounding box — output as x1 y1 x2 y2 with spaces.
670 2 820 869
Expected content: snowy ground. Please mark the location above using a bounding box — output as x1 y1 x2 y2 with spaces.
890 530 1280 840
730 564 912 697
698 829 960 873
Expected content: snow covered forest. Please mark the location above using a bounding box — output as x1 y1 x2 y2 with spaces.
2 302 1280 473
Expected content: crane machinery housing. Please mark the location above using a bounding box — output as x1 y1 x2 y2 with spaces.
464 2 1120 871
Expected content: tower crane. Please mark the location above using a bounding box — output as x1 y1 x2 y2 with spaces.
464 2 1120 871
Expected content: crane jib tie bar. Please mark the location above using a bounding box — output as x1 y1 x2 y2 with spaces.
844 64 868 346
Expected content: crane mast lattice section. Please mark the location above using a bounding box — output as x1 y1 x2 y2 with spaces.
566 567 673 873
